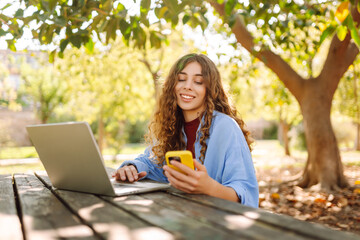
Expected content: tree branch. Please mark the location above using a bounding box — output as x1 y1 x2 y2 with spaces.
319 2 360 95
208 0 305 101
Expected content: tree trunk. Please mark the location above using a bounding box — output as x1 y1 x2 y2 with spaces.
298 80 349 190
354 66 360 151
210 0 359 190
279 118 291 156
356 121 360 151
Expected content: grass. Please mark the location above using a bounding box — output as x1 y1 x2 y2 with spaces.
0 163 44 175
102 143 147 155
0 143 147 175
0 143 147 159
0 140 359 175
0 146 38 159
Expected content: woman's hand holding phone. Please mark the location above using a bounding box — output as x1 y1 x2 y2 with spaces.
112 165 147 182
163 156 217 195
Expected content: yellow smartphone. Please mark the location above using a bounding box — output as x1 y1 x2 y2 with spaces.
165 150 194 173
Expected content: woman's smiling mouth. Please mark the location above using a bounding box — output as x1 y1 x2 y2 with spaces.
180 94 195 101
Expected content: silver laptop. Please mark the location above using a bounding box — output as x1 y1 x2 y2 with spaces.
26 122 169 196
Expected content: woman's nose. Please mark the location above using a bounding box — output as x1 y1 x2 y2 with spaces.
184 79 192 90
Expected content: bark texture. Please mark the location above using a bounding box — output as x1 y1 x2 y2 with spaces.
279 118 290 156
298 79 348 189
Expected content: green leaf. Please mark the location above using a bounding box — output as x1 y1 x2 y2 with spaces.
54 16 66 27
140 0 151 10
15 9 24 18
133 26 146 48
49 49 56 63
105 18 117 44
171 15 179 28
225 0 236 16
319 26 335 44
116 3 125 12
23 15 36 25
60 38 69 52
44 25 56 44
0 29 6 37
119 19 131 39
167 0 179 14
101 0 113 12
85 38 94 53
99 19 108 32
69 35 82 48
1 3 12 10
346 15 360 48
182 14 190 25
48 0 57 12
228 14 237 28
31 29 38 38
150 31 161 48
155 6 168 19
6 40 16 51
38 24 48 44
337 25 347 41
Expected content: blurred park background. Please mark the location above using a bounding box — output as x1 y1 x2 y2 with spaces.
1 0 360 234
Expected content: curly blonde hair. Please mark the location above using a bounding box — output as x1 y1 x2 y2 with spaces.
145 53 253 165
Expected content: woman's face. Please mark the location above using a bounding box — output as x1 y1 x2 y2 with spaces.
175 61 206 122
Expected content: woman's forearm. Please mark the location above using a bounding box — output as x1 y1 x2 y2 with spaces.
207 179 240 202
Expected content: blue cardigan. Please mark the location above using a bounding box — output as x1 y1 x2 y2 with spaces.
120 111 259 208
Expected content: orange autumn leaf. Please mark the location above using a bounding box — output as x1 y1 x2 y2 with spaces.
355 180 360 185
271 193 280 199
354 188 360 194
335 1 350 23
314 198 327 204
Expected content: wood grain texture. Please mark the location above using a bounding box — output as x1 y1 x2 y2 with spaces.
168 190 360 240
14 173 96 240
0 174 23 240
101 194 237 240
36 172 174 240
142 192 310 240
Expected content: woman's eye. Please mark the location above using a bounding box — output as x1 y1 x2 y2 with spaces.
178 79 186 81
195 81 203 85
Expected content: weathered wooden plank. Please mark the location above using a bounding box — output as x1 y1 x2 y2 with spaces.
142 192 311 240
0 174 23 240
169 190 360 240
36 172 175 240
14 173 96 240
101 194 242 240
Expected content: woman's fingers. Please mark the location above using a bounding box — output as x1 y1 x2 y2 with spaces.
116 165 141 182
169 160 197 176
164 165 198 192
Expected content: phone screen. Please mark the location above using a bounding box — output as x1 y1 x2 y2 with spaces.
168 156 181 163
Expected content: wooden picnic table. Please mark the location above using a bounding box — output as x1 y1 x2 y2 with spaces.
1 172 359 240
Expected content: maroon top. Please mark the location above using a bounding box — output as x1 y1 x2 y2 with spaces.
184 118 200 158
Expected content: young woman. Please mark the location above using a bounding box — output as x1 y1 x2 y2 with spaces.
114 53 259 208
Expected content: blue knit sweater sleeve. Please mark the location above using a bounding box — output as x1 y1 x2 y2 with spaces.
119 147 168 183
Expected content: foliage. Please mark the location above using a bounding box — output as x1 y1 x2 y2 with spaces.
334 57 360 124
263 123 278 140
0 61 20 110
53 39 155 149
217 56 264 120
20 56 69 123
125 119 149 143
3 1 359 62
